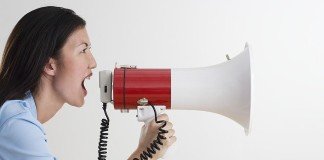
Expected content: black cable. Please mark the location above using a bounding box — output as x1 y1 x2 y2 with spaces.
97 102 167 160
134 103 169 160
98 103 110 160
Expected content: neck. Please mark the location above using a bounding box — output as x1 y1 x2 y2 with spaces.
33 76 65 124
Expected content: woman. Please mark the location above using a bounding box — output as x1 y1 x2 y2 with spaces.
0 6 176 160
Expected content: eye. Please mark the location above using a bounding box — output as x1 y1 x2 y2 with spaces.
81 48 87 53
81 46 91 53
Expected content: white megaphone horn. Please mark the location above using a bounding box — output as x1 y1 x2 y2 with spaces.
172 43 251 134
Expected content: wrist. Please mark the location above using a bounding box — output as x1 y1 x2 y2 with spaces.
127 148 141 160
128 148 157 160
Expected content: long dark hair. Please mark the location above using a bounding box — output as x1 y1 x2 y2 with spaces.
0 6 86 107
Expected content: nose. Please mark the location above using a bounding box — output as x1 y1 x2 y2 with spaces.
88 52 97 69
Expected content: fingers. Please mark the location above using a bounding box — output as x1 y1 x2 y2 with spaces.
167 136 177 146
163 121 173 130
149 114 170 128
156 114 173 130
163 121 176 147
152 114 176 141
152 114 177 149
157 114 169 122
163 133 177 147
165 129 175 138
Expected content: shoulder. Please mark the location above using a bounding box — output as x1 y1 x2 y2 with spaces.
0 101 55 159
0 100 30 129
0 115 46 145
0 99 43 136
0 117 55 159
0 98 44 134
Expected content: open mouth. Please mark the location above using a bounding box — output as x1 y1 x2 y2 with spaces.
82 80 86 90
82 73 92 95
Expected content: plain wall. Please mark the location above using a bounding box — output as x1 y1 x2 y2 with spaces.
1 0 324 159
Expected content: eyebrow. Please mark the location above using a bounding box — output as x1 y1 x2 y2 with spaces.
76 42 91 47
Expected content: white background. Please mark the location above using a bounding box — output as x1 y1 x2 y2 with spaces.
1 0 324 159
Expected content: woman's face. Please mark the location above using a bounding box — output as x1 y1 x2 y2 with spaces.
53 27 97 107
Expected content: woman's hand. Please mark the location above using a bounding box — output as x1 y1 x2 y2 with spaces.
128 114 176 160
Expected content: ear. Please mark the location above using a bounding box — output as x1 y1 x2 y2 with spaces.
43 58 58 76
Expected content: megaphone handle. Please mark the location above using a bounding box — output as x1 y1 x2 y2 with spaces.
136 105 173 159
137 105 165 122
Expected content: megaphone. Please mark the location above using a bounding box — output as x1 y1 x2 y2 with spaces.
98 43 252 158
100 43 251 133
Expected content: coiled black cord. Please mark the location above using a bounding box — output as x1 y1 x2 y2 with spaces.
98 103 110 160
134 103 169 160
